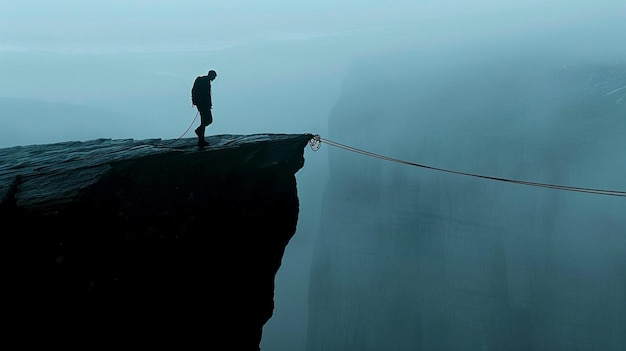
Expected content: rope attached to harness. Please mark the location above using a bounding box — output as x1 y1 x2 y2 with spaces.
309 134 626 198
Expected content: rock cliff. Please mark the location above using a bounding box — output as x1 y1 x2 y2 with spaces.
0 133 313 349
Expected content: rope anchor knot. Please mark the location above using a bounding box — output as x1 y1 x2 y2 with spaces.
309 134 322 151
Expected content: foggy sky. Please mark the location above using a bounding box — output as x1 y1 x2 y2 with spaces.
1 1 624 148
0 0 607 147
0 1 553 52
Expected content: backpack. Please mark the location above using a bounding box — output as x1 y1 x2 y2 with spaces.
191 76 202 106
191 75 212 107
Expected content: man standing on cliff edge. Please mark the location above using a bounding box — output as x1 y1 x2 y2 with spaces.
191 69 217 147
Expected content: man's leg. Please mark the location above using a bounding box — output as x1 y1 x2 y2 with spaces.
203 109 213 128
195 108 212 146
195 125 205 140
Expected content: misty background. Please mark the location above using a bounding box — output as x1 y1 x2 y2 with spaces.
2 1 625 350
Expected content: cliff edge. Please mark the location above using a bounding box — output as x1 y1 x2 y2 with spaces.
0 133 313 349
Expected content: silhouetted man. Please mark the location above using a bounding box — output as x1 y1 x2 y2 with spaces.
191 70 217 146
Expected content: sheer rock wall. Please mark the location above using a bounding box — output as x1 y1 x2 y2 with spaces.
0 133 313 349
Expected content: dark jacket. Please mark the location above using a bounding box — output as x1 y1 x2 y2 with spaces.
191 75 212 108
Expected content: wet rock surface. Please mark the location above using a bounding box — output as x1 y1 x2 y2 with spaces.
0 133 313 349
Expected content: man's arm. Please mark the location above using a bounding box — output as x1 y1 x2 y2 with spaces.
208 82 212 108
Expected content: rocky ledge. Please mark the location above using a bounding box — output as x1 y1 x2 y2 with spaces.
0 133 314 349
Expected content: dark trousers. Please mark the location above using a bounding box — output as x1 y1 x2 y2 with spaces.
195 106 213 140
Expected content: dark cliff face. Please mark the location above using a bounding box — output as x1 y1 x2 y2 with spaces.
0 133 313 348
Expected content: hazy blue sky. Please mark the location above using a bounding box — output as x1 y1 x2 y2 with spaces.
2 0 624 148
1 1 555 52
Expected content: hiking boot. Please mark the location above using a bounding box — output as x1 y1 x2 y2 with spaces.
198 139 209 147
